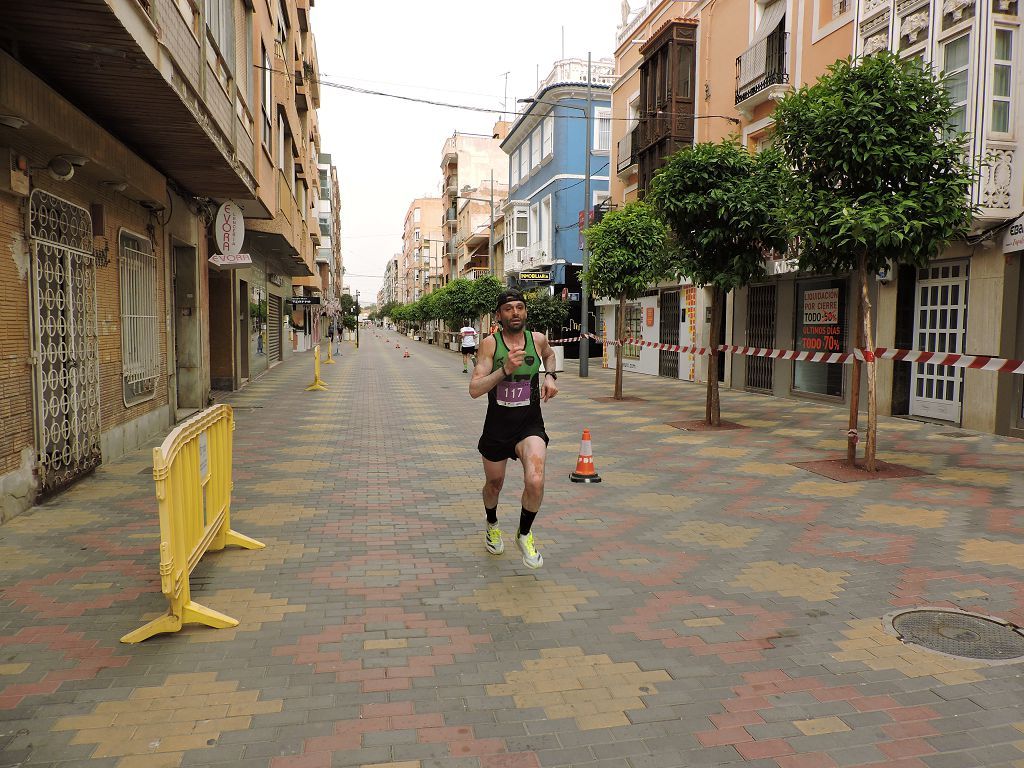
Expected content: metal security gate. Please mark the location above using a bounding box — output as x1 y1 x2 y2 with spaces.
659 289 680 378
911 262 968 422
745 284 776 391
28 190 102 494
267 295 282 362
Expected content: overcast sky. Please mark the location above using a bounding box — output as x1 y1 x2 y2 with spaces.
312 0 622 302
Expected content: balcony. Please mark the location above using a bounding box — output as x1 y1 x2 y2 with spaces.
616 126 638 175
735 30 790 118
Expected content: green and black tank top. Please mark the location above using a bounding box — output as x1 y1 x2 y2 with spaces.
482 330 544 436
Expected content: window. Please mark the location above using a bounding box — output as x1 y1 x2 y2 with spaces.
277 112 286 169
276 0 289 46
992 28 1013 134
319 168 330 200
319 214 330 236
541 195 552 258
515 209 528 248
119 230 159 406
205 0 234 59
519 144 530 181
793 278 847 397
414 227 421 241
511 149 520 187
676 45 694 99
595 108 612 151
543 116 554 158
622 304 642 359
529 203 540 245
261 44 272 148
943 34 970 135
413 207 421 224
531 127 542 167
244 10 254 107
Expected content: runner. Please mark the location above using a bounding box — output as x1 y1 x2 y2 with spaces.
469 291 558 568
459 322 479 373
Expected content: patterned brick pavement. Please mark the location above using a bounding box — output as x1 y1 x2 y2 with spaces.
0 331 1023 768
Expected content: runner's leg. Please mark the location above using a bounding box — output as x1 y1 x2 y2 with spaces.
482 456 508 554
514 436 546 568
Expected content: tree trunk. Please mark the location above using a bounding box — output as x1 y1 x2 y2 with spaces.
706 288 721 427
615 294 626 400
858 253 879 472
847 279 865 465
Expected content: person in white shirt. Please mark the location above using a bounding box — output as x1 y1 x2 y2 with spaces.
459 323 479 373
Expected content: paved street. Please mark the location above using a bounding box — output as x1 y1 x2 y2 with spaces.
2 333 1023 768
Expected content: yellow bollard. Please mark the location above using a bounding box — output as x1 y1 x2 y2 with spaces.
324 342 336 364
122 405 265 643
305 344 329 391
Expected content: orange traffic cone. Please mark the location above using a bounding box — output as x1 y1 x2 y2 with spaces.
396 343 401 348
403 349 410 358
570 429 602 483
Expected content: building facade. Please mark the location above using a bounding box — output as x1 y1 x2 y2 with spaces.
439 126 509 283
0 0 325 522
400 197 444 303
501 58 614 356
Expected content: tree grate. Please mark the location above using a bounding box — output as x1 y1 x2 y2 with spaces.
890 609 1024 661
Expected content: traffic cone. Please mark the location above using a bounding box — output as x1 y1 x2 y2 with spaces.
570 429 602 483
403 349 410 358
396 343 401 349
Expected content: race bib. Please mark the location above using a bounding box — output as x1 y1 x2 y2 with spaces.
496 379 531 407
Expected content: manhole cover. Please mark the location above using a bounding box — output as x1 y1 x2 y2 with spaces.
890 609 1024 661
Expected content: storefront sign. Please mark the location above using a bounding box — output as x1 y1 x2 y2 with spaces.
802 288 839 325
519 271 551 282
1003 213 1024 253
214 202 245 256
645 307 655 327
289 296 321 306
209 252 252 268
798 286 843 353
269 273 285 287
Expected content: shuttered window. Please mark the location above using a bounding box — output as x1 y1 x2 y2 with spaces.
119 230 160 406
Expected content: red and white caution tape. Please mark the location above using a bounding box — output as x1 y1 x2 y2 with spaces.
720 344 854 364
861 348 1024 374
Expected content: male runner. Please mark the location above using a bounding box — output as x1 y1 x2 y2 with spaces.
469 291 558 568
459 322 479 373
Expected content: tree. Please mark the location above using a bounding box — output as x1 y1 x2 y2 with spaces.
524 290 570 337
470 275 505 322
647 141 790 425
434 279 477 333
773 52 974 470
582 201 671 400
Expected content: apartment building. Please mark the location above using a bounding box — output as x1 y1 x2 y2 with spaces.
379 257 399 308
603 0 853 389
439 125 509 283
400 197 444 303
502 57 614 359
455 181 508 281
847 0 1023 436
0 0 323 522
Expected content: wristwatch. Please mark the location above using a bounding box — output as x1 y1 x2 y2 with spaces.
544 371 557 380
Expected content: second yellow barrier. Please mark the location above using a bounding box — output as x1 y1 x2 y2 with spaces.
122 405 264 643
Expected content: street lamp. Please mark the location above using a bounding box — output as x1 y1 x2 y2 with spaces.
354 289 360 349
517 54 594 377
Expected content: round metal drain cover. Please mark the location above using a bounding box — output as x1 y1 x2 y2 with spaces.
891 609 1024 661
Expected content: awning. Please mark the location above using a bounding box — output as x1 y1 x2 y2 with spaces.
738 0 787 88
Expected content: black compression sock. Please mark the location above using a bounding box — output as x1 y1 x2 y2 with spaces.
486 506 498 525
518 507 538 536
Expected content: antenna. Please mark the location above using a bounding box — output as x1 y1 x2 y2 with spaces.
499 71 510 118
561 26 565 59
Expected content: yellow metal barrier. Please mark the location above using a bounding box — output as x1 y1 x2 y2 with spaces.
121 405 264 643
306 344 328 391
324 341 336 364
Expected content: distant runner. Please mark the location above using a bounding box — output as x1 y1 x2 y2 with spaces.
459 322 479 373
469 291 558 568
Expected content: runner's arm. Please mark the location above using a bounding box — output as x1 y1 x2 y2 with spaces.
469 335 510 398
535 333 557 373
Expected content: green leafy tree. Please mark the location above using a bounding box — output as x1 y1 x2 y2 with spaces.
648 141 790 424
773 52 974 470
523 290 570 337
470 275 505 323
582 201 671 400
434 279 477 334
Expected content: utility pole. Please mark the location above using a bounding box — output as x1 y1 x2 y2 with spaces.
489 169 495 276
579 52 593 378
355 289 360 349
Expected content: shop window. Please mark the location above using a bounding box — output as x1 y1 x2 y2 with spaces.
623 303 643 359
119 230 160 406
793 278 847 397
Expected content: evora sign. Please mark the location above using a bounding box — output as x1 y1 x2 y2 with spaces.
1003 213 1024 253
214 202 245 256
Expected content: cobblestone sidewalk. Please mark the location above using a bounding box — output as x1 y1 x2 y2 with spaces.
1 330 1022 768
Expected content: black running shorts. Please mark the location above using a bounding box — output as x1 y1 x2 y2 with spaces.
478 423 549 463
461 346 477 355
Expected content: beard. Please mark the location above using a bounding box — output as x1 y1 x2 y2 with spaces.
502 316 525 332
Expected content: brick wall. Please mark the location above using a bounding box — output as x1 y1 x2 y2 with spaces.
0 138 171 481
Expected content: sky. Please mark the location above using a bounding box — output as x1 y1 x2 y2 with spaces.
312 0 623 303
